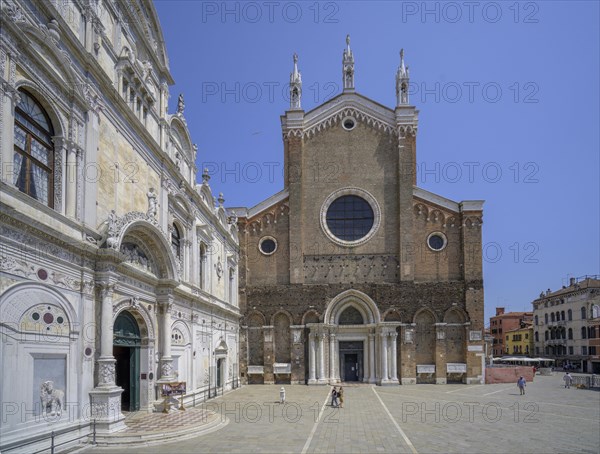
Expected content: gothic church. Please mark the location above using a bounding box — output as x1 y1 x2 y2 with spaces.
232 37 485 386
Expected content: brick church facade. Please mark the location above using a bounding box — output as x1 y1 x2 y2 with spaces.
231 38 485 385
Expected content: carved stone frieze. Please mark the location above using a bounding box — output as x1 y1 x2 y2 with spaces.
104 210 164 249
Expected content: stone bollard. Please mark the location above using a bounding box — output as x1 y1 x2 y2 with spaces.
280 386 286 404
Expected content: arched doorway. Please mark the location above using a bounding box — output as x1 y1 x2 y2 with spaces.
113 311 141 411
415 310 436 384
338 306 365 382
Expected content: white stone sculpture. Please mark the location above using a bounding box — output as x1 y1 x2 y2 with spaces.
40 381 64 417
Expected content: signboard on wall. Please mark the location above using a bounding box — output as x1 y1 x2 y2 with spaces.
417 364 435 374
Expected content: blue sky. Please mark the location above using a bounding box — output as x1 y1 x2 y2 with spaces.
154 1 599 323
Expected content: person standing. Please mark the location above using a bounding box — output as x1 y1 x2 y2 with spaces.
331 387 338 407
338 387 344 408
563 372 573 389
517 376 527 395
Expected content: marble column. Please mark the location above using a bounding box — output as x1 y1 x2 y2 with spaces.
98 282 116 383
334 336 340 381
308 333 317 384
75 148 83 220
317 333 327 384
0 53 17 184
157 291 175 382
369 333 376 383
51 136 66 214
390 333 399 383
89 279 125 433
380 332 389 384
329 333 337 383
65 146 77 218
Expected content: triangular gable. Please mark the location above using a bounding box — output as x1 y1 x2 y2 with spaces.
283 92 397 139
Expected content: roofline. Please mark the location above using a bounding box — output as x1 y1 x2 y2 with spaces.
227 189 289 219
413 187 485 213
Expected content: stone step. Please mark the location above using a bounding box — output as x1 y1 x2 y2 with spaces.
92 411 228 447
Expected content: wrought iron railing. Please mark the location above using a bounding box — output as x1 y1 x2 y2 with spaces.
0 420 96 454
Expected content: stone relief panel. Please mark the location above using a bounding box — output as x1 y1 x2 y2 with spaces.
33 357 66 417
303 254 399 284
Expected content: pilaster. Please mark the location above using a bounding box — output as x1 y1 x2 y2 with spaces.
435 323 447 384
263 325 274 384
400 324 417 385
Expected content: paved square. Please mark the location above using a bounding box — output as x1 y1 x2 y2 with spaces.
86 375 600 453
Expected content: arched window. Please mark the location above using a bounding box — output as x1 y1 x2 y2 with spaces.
544 330 549 341
567 309 572 321
581 307 586 320
561 311 565 321
534 315 538 325
545 313 548 324
568 328 573 340
551 313 555 322
171 223 181 258
534 331 539 342
581 327 587 339
592 305 600 319
14 90 55 207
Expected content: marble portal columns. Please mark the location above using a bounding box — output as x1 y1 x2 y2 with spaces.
89 277 125 433
379 327 399 385
157 289 175 382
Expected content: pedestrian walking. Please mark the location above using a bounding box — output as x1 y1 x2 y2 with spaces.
338 386 344 408
563 372 573 389
331 386 338 407
517 376 526 395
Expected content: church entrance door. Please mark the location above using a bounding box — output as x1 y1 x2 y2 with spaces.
113 311 141 411
343 354 359 381
339 341 363 382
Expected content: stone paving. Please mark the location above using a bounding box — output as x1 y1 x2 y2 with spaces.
85 375 600 454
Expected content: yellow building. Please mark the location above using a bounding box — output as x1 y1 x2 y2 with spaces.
505 325 534 356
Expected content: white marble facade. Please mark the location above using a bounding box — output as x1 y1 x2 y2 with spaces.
0 0 240 448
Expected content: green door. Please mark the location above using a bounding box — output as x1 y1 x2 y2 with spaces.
114 311 141 411
129 346 140 411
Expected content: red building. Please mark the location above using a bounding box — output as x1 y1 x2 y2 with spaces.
489 307 533 357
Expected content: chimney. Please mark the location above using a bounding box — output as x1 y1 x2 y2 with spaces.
546 288 551 296
496 307 505 316
570 277 576 286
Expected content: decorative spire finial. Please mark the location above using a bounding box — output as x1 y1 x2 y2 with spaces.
289 53 302 110
177 93 185 114
396 48 410 106
218 193 225 206
342 34 355 91
202 168 211 184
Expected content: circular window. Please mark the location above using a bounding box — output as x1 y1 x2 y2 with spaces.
342 117 356 131
320 188 381 247
427 232 447 251
259 236 277 255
